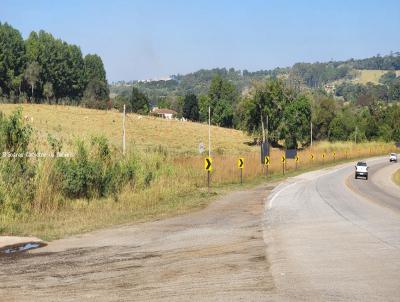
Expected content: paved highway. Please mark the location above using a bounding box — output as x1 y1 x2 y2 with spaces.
265 157 400 301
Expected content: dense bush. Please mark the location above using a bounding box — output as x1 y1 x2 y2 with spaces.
0 108 36 215
54 137 136 200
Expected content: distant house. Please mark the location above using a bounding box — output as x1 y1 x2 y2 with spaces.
151 107 177 119
324 84 335 94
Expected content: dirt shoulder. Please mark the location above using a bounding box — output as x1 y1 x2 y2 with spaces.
392 167 400 187
1 182 277 301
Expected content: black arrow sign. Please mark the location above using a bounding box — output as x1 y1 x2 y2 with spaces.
239 158 244 168
205 158 212 170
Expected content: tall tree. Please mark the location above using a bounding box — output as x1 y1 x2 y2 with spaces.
24 61 41 102
130 87 149 114
0 22 26 97
43 82 54 102
312 96 337 140
25 30 86 100
208 75 238 127
281 95 312 148
198 94 211 122
182 93 199 121
238 78 293 145
84 79 109 100
84 54 107 83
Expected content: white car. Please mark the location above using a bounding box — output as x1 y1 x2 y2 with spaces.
355 161 368 180
389 153 397 163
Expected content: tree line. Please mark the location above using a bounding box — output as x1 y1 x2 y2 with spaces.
349 53 400 70
161 76 400 148
0 22 109 107
114 72 400 148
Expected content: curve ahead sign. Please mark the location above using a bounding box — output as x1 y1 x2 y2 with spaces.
205 157 212 171
238 158 244 169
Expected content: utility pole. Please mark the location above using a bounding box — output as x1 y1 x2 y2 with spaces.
310 121 313 147
208 106 211 191
266 115 269 177
122 104 126 156
208 106 211 157
260 105 265 144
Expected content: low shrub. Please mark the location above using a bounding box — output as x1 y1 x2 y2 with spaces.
54 137 137 200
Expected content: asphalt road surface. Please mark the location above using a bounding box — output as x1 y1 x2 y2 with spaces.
1 157 399 301
265 157 400 301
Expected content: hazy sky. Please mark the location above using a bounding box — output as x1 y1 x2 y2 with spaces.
1 0 400 82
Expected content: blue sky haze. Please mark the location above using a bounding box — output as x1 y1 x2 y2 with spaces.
1 0 399 81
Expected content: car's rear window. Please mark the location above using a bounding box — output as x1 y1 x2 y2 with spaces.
357 162 367 166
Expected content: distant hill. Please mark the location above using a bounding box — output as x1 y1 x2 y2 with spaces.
110 53 400 105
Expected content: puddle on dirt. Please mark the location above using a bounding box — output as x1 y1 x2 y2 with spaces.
1 242 46 255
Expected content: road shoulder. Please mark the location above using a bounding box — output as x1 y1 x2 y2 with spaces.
1 182 278 301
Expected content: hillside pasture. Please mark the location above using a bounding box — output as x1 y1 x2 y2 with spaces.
352 69 400 84
0 104 257 155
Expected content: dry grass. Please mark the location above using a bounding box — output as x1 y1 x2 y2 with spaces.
0 104 256 155
4 139 394 241
183 141 396 186
352 70 400 85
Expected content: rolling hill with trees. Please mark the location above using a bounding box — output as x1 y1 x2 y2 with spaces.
111 52 400 104
1 22 400 147
110 53 400 147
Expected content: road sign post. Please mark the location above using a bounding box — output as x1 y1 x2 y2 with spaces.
281 155 286 175
264 156 270 177
295 155 299 170
207 171 210 191
205 157 212 191
238 158 244 184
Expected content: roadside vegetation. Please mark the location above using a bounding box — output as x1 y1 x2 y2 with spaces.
0 107 396 240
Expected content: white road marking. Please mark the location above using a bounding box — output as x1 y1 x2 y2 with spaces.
266 166 346 210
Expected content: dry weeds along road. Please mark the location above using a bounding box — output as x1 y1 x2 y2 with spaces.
0 183 277 301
